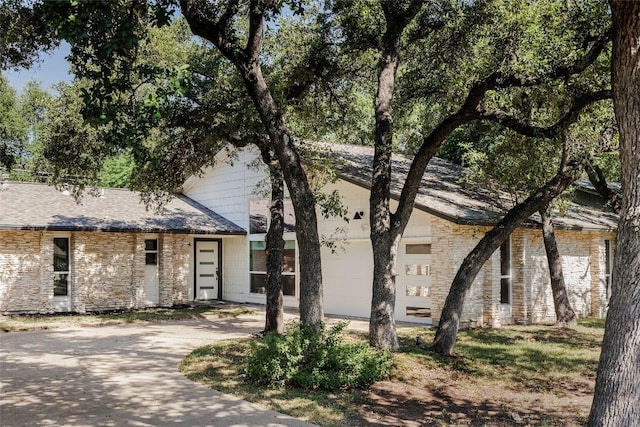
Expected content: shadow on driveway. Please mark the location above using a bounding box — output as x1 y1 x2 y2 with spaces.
0 315 317 427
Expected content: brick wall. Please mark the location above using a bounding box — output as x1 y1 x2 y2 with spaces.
0 230 192 313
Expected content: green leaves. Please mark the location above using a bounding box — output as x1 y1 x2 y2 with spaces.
246 321 393 390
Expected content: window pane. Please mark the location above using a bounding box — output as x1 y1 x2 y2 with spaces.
250 249 267 272
146 253 158 265
406 264 430 276
54 273 68 296
406 244 431 254
283 275 295 296
406 285 429 297
53 238 69 272
500 278 511 304
145 239 158 251
250 273 266 294
500 242 511 275
406 307 431 318
605 240 611 275
282 249 296 272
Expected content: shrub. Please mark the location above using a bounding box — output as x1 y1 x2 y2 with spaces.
245 321 393 391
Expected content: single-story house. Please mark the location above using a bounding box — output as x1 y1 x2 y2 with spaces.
0 142 618 327
0 182 244 313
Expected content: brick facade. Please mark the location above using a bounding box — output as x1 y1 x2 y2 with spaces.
0 230 191 314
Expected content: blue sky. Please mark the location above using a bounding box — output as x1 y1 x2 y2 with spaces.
5 42 73 94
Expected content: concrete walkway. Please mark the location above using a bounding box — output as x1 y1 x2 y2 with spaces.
0 314 319 427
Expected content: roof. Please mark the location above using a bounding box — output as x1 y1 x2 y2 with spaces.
322 143 618 231
0 181 246 235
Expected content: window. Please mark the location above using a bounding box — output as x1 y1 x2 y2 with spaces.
53 237 70 297
405 264 430 276
406 285 429 297
605 240 612 298
406 307 431 318
500 238 512 304
145 239 158 265
250 240 296 296
406 244 431 254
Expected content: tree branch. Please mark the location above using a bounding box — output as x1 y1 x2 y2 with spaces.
585 160 621 214
477 90 612 138
180 0 245 63
246 0 264 66
489 29 612 88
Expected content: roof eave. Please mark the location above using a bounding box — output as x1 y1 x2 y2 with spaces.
0 224 247 235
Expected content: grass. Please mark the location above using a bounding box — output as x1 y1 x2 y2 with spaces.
181 318 606 426
0 304 256 332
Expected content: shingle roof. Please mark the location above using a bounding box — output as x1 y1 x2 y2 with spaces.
322 143 618 231
0 181 246 235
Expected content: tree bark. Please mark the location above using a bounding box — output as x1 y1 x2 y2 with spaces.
588 2 640 425
369 2 423 351
430 165 583 355
539 208 577 327
264 161 285 334
180 0 324 328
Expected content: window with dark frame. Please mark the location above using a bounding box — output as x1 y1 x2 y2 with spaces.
605 239 612 299
145 239 158 265
249 240 296 296
500 239 512 304
53 237 70 297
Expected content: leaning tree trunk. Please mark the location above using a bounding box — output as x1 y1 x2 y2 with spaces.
540 208 577 327
430 166 583 355
588 2 640 425
264 163 285 334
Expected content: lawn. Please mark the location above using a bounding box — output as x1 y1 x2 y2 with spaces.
0 304 256 332
181 318 605 427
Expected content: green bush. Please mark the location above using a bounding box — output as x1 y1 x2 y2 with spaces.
245 321 393 391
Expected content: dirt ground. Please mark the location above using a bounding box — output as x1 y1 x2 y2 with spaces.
352 373 593 426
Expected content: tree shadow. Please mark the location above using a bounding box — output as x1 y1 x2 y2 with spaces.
1 318 310 427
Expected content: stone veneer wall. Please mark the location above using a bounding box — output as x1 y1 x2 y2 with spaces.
428 216 492 327
0 230 192 314
425 217 614 328
517 228 615 324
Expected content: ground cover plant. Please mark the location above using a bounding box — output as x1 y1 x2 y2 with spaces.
0 304 256 332
181 319 605 426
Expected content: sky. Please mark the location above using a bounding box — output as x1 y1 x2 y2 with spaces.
5 42 73 94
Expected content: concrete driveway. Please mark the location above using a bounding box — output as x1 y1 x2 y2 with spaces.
0 314 318 427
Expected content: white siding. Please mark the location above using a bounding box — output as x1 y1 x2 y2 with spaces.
183 146 267 230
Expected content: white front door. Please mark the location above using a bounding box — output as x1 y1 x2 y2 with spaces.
144 239 160 305
195 240 219 300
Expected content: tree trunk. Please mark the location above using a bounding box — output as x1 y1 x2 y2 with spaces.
369 35 400 349
180 2 324 328
264 162 285 334
588 2 640 425
540 208 577 327
430 166 583 355
241 64 324 328
369 3 422 351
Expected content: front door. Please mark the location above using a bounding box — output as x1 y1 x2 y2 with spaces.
195 240 220 300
